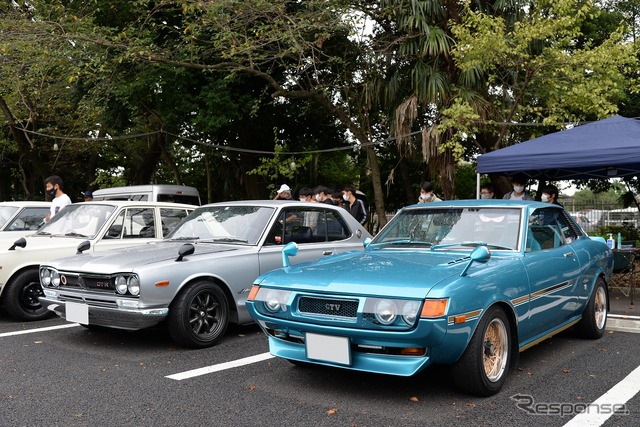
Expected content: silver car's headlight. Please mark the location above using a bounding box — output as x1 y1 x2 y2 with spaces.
374 299 397 325
127 275 140 296
50 270 61 287
40 268 52 287
115 275 128 294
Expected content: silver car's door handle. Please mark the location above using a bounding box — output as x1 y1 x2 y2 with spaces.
323 250 333 255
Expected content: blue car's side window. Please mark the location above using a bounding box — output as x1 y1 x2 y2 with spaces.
528 208 576 250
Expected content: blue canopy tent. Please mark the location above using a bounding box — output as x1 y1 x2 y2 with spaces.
477 115 640 180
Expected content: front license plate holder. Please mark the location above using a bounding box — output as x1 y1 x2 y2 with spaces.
66 301 89 324
305 332 350 365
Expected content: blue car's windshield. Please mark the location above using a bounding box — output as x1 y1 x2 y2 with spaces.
372 207 522 251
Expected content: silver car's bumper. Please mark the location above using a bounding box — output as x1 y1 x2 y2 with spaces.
39 295 168 330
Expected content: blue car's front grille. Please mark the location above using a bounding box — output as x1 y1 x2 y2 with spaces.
298 296 358 318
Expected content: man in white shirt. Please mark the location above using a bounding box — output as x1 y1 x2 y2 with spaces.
44 175 72 222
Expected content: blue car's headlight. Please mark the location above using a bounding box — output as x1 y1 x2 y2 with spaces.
253 288 292 313
365 298 422 327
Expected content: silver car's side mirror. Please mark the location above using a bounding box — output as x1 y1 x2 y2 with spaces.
176 243 195 261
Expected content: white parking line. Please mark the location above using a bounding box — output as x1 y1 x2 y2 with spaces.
563 364 640 427
0 323 79 338
166 352 274 380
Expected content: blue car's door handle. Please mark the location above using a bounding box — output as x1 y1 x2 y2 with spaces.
564 252 575 258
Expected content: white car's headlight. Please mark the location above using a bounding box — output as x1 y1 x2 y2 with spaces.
51 270 61 287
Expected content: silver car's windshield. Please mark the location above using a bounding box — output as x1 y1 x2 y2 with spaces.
0 206 19 229
373 207 522 251
167 206 275 245
34 204 116 238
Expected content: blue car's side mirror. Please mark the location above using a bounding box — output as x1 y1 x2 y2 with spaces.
363 237 372 248
460 246 491 277
282 242 299 267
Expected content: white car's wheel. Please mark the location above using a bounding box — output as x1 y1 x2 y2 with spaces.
4 269 50 321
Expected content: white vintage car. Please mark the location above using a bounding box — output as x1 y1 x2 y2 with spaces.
38 201 372 348
0 201 194 321
0 201 51 238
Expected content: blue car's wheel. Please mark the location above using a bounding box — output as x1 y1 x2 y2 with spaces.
167 281 229 349
452 306 511 396
576 277 608 339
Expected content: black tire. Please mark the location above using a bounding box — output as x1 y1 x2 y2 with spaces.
167 281 229 349
3 269 50 321
576 277 608 339
452 306 511 396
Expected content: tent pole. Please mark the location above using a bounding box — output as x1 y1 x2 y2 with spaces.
476 173 480 199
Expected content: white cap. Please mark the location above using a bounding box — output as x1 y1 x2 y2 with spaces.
277 184 291 193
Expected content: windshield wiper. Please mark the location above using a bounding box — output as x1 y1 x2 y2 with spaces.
209 237 249 244
65 232 88 237
431 241 513 251
170 236 200 241
372 239 433 248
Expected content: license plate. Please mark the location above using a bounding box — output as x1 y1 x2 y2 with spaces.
305 333 350 365
66 301 89 324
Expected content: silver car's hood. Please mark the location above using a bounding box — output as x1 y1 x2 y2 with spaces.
43 241 244 273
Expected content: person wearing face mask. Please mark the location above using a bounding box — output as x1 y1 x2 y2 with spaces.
502 177 533 200
44 175 72 222
541 184 563 206
479 184 495 199
314 185 334 205
418 181 442 203
343 185 368 225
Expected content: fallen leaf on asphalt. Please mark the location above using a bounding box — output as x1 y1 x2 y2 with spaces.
409 396 419 402
327 408 337 415
248 385 256 390
597 348 608 352
562 369 573 373
466 403 476 407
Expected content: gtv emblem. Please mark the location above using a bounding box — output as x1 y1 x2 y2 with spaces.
326 303 341 311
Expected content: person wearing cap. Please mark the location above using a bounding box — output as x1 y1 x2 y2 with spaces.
82 190 93 202
273 184 292 200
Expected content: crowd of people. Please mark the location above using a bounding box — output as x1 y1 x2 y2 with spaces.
273 183 368 226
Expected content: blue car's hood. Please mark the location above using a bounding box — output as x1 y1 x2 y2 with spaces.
44 240 243 272
257 249 484 299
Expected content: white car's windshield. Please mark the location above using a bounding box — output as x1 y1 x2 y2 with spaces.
168 206 275 245
34 204 116 238
0 206 19 228
373 207 522 251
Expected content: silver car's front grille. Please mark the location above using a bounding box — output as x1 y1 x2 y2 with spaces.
59 273 115 292
298 296 358 318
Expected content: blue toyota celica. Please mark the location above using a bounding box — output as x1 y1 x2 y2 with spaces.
246 200 613 396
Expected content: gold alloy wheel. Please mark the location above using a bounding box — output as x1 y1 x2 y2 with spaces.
483 318 509 382
594 286 607 330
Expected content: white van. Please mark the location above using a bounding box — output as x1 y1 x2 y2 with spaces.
92 185 201 206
